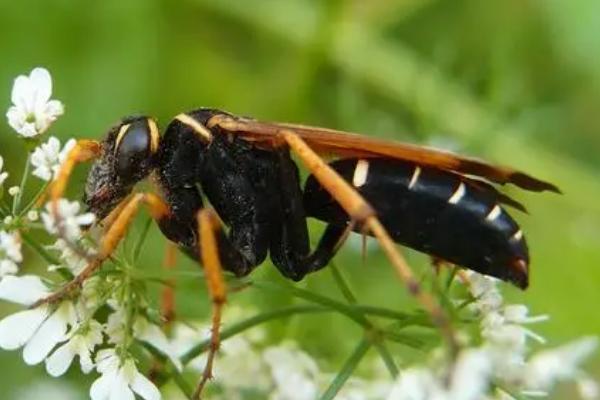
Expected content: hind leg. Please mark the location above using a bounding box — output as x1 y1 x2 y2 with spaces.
278 130 457 352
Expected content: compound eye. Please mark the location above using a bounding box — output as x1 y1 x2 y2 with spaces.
114 118 158 180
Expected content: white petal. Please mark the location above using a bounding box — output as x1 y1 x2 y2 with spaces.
131 370 161 400
95 348 120 373
75 213 96 226
45 100 64 119
19 122 40 138
0 275 50 305
45 341 76 376
29 67 52 104
0 307 49 350
0 172 7 187
90 370 116 400
32 166 52 181
135 318 182 370
0 260 18 277
23 303 71 365
11 75 33 109
110 371 135 400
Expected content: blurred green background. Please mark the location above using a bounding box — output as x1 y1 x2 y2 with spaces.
0 0 598 398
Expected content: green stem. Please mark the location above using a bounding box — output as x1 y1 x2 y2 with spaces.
12 152 31 215
329 262 357 304
319 338 371 400
133 217 153 263
19 181 49 216
21 231 61 265
180 305 327 364
252 280 369 326
329 263 400 377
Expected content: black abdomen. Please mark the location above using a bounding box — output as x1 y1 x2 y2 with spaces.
304 158 529 288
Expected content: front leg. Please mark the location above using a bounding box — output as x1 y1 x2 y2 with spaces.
32 193 169 307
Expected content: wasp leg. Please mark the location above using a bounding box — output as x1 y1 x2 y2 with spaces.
278 130 457 351
42 140 103 261
268 146 352 279
50 139 102 212
31 193 169 307
193 209 227 400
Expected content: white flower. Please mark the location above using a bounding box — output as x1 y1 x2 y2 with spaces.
263 343 320 400
30 136 76 181
523 337 598 394
47 238 90 274
0 275 77 365
482 306 547 348
46 319 104 376
41 199 95 241
6 67 64 137
0 230 22 278
90 349 161 400
386 348 492 400
134 317 182 370
577 378 600 400
386 368 438 400
0 274 49 306
105 307 127 345
0 156 8 187
27 210 39 221
465 272 503 315
8 186 20 196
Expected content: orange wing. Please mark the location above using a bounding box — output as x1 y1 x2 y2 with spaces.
209 114 560 193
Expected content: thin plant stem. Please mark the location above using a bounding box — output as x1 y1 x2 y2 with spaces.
19 181 49 216
252 280 369 326
12 152 31 215
133 217 153 263
319 338 371 400
329 263 400 377
329 262 357 304
180 305 327 364
21 231 61 265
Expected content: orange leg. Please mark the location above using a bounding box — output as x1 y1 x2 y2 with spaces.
279 130 457 352
50 139 102 212
42 140 103 261
193 209 227 400
32 193 170 307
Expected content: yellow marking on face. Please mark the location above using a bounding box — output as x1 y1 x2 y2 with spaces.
175 113 213 142
148 118 160 153
352 159 369 188
408 166 421 189
448 182 466 204
114 123 131 153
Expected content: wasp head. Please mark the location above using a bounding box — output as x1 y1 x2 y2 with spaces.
84 116 160 220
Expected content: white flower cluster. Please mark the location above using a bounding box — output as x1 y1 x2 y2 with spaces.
386 272 599 400
31 136 76 182
0 272 173 400
0 67 170 400
171 316 391 400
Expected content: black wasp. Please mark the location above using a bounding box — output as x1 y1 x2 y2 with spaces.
43 108 558 398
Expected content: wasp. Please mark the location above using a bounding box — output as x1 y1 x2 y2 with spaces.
41 108 558 398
